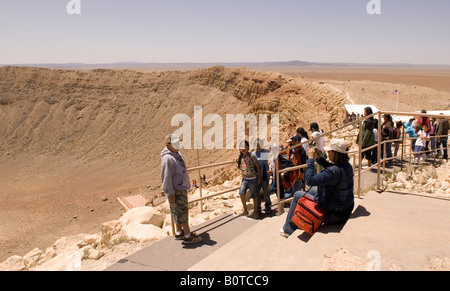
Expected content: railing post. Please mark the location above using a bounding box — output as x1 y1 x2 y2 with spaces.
401 125 405 170
357 118 363 199
376 111 382 192
276 154 283 216
196 149 204 213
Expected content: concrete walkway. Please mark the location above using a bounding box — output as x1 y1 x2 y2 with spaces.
106 188 450 271
105 212 260 271
190 191 450 271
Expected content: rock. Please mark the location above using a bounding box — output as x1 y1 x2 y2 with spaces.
52 234 92 253
101 196 108 201
119 206 164 228
41 247 57 263
77 234 100 248
100 220 122 245
222 180 232 188
396 172 408 184
0 256 27 271
23 248 43 268
121 223 167 243
189 216 206 227
87 248 105 261
36 250 83 271
404 181 413 190
160 199 171 215
162 214 173 229
223 200 235 208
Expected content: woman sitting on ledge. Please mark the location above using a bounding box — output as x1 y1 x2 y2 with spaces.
280 139 355 237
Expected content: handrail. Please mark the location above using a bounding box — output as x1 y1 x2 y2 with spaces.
188 187 241 204
187 160 235 172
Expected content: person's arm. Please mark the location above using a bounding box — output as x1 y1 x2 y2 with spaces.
304 159 335 187
161 157 175 199
252 155 261 184
309 147 333 168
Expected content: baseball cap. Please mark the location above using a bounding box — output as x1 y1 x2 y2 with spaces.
323 139 349 154
165 134 181 149
291 135 301 141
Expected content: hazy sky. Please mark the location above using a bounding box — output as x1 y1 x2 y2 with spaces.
1 0 449 65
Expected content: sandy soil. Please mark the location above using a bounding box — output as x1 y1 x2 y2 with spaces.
1 65 449 261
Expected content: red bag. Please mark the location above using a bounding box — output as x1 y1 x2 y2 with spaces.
291 168 343 236
292 196 327 236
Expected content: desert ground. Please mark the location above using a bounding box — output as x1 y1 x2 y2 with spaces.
1 64 450 261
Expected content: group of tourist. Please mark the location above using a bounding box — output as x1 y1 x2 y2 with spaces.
160 111 448 244
404 110 449 163
357 108 449 166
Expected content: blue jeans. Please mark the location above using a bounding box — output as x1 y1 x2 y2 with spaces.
239 178 258 198
283 180 305 199
385 142 393 160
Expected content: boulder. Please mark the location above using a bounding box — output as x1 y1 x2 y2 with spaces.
0 256 27 271
77 234 100 248
23 248 43 268
121 223 167 243
85 248 105 261
119 206 164 228
396 172 408 184
36 250 83 271
52 234 92 253
100 220 122 245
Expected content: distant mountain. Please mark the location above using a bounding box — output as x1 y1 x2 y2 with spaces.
2 60 450 69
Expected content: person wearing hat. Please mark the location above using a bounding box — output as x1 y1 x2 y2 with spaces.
280 139 355 237
161 134 202 244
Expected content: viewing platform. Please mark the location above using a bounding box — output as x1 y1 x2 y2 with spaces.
106 190 450 271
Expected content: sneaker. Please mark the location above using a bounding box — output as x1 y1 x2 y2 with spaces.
279 227 289 238
264 208 272 215
174 230 185 240
248 212 260 220
183 232 203 244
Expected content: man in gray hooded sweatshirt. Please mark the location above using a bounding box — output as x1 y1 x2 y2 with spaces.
161 134 202 244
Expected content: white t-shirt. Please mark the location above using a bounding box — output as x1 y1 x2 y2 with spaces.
415 130 429 147
301 137 310 152
311 130 325 152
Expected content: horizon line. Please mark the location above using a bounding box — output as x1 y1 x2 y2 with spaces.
2 60 450 68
